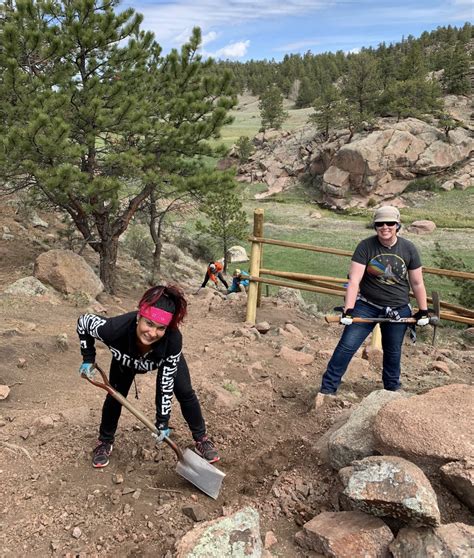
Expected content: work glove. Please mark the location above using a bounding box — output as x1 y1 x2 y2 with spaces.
79 362 96 380
152 424 171 444
340 308 354 326
414 309 430 326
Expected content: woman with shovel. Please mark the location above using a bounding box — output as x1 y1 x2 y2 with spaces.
316 206 430 406
77 284 219 468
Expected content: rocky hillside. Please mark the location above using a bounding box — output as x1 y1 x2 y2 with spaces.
234 95 473 209
0 199 473 556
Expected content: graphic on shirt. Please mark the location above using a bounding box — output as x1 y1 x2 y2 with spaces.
366 253 407 285
110 347 156 372
77 314 106 340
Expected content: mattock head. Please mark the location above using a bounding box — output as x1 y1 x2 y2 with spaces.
431 291 440 345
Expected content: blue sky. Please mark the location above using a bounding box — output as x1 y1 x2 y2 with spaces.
124 0 472 61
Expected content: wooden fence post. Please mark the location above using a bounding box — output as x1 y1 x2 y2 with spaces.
246 209 264 324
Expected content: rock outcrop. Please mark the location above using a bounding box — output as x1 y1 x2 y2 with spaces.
234 110 473 208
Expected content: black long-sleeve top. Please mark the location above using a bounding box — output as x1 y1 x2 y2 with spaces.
77 312 182 425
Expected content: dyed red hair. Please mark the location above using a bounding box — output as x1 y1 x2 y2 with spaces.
138 285 187 330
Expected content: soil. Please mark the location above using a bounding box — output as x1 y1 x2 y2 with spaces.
0 204 472 557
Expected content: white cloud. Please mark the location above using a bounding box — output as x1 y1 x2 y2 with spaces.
201 31 218 46
213 40 251 59
275 39 321 52
127 0 327 44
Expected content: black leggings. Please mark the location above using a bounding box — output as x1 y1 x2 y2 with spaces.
98 355 206 443
201 271 229 289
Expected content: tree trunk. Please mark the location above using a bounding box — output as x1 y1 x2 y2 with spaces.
98 238 119 294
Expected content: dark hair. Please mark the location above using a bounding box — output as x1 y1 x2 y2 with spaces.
138 285 187 330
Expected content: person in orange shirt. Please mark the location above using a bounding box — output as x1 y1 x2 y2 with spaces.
197 261 229 292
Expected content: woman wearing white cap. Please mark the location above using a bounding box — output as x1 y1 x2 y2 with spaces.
317 206 429 400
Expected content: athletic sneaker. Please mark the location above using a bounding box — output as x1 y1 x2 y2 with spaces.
195 436 220 464
92 440 113 468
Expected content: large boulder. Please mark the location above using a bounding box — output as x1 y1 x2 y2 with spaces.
373 384 474 467
34 249 104 298
339 456 441 527
319 118 473 207
328 390 409 470
226 245 249 263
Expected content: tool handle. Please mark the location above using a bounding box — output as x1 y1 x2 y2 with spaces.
325 315 419 324
82 364 183 460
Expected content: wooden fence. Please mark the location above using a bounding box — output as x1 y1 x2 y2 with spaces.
245 208 474 327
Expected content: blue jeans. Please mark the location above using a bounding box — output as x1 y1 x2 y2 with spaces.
320 300 411 394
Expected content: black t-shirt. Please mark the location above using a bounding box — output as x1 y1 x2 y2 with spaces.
77 312 182 424
351 236 422 307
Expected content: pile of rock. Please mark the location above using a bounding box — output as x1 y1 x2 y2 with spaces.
296 384 474 557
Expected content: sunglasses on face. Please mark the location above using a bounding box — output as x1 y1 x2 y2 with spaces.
375 221 397 228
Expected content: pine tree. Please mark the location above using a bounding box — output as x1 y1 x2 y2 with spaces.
442 42 471 95
308 85 343 140
0 1 236 293
258 85 288 130
196 186 247 270
342 52 380 116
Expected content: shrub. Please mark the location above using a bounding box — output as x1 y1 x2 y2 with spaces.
405 177 441 192
432 242 474 308
122 225 153 264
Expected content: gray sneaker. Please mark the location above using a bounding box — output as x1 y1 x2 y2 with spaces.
195 436 220 463
92 440 113 468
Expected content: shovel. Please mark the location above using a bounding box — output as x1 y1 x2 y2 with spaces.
82 364 225 499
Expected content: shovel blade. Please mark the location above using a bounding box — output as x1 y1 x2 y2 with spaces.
175 448 226 499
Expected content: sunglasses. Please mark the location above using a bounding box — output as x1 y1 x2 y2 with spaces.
375 221 397 228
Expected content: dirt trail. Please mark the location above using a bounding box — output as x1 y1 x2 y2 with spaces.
0 206 472 557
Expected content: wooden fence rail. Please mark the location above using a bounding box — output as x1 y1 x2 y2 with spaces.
246 210 474 326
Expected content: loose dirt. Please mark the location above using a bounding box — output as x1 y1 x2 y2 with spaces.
0 206 472 557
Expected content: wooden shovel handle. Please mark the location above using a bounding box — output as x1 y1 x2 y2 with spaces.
81 364 183 460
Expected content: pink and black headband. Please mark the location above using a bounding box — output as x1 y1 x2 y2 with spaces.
138 304 173 326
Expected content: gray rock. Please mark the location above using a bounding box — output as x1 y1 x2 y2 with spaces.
175 506 262 557
440 460 474 511
339 455 441 526
328 390 408 470
390 523 474 558
4 276 49 296
295 511 393 557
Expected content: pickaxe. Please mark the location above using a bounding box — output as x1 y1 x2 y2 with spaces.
325 291 441 345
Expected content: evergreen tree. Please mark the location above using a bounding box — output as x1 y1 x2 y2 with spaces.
236 136 254 163
308 85 343 140
398 41 426 81
0 1 235 293
442 42 471 95
196 186 247 271
258 85 288 130
342 52 380 116
378 78 442 121
294 77 316 108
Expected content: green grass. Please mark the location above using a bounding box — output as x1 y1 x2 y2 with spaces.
236 190 474 310
218 94 314 147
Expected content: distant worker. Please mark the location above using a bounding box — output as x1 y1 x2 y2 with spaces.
227 269 250 294
316 206 429 407
196 261 229 293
